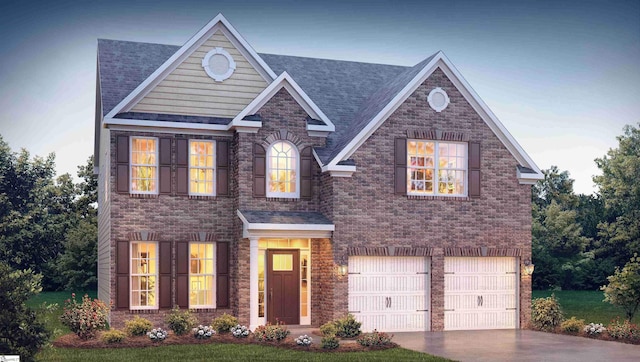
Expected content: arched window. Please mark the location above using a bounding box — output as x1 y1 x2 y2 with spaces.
267 141 299 198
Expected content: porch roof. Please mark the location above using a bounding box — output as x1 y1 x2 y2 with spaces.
237 210 334 239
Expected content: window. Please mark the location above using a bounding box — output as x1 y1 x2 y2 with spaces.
407 140 467 196
189 140 215 195
130 137 158 194
267 141 299 198
131 242 158 309
189 243 215 308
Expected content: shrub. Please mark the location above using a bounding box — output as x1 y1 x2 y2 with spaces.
0 263 51 361
165 306 197 335
531 294 564 331
560 317 585 334
357 330 394 347
212 313 238 334
607 318 640 341
192 325 215 339
295 334 313 346
125 316 153 337
101 329 126 344
321 335 339 350
583 323 606 336
59 293 109 340
320 320 338 336
253 322 290 342
147 328 168 342
602 254 640 321
231 324 250 338
334 314 362 338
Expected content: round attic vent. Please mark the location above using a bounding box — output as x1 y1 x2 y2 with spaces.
202 47 236 82
428 87 450 112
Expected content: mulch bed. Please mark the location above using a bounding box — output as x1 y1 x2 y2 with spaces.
53 332 397 352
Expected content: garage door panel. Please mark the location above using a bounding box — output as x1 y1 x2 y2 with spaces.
349 295 387 312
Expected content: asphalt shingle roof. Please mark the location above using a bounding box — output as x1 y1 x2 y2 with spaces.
239 210 333 225
98 39 435 165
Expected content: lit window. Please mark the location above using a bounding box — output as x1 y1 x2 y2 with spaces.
131 242 157 309
407 140 466 196
189 140 215 195
131 137 158 194
267 141 299 198
189 243 215 308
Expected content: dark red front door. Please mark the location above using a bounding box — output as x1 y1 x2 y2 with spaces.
267 249 300 325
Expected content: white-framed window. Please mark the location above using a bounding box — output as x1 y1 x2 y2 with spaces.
130 241 158 309
407 140 467 196
189 242 216 308
189 140 215 196
266 141 299 198
130 137 158 194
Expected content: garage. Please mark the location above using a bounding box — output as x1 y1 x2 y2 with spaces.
348 256 430 332
444 257 518 330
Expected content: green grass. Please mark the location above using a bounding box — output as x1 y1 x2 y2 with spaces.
27 291 98 338
532 290 640 324
37 344 449 362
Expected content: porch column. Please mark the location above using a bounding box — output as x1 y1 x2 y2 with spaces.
249 236 259 330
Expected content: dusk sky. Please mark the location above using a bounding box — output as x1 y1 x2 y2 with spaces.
0 0 638 195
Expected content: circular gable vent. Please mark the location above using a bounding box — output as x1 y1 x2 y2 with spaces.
202 47 236 82
428 87 450 112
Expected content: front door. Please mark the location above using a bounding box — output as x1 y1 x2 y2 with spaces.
267 249 300 325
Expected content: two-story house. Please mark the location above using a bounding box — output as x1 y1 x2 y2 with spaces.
95 14 542 332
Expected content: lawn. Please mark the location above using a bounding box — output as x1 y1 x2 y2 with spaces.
29 291 449 362
532 290 639 324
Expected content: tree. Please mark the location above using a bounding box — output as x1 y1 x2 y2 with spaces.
532 165 577 209
0 262 51 361
56 220 98 290
594 124 640 265
602 254 640 321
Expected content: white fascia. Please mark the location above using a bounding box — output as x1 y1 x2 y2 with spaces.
104 13 277 120
104 117 232 136
312 148 356 177
230 72 335 134
237 210 334 239
325 51 542 181
517 167 545 185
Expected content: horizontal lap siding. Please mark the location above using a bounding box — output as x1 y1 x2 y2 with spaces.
131 31 267 118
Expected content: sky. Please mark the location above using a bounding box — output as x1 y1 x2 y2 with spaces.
0 0 638 195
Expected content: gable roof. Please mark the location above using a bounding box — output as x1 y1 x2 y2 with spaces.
96 15 542 182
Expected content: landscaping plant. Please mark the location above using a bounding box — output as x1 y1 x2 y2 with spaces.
231 324 250 338
59 293 108 340
602 254 640 321
531 294 564 331
253 322 290 342
356 330 394 347
192 325 215 339
294 334 313 347
211 313 238 334
607 317 640 341
125 316 153 337
320 320 338 337
560 317 585 334
165 306 197 335
147 328 168 342
334 314 362 338
583 322 606 336
321 335 340 350
101 329 126 344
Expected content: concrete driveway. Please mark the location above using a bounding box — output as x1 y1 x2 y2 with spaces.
393 329 640 361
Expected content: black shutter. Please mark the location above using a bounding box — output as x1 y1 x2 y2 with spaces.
216 140 230 196
216 242 229 308
253 144 266 197
394 138 407 195
159 241 172 309
159 138 171 194
116 241 129 309
116 136 129 193
176 241 189 308
176 139 188 195
468 141 481 198
300 147 313 199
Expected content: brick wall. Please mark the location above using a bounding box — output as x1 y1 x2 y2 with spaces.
329 68 533 330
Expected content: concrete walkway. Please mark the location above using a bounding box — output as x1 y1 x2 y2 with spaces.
393 330 640 361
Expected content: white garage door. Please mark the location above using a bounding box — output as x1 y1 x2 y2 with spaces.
348 256 430 332
444 257 518 330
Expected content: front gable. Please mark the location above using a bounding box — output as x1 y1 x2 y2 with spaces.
105 14 276 120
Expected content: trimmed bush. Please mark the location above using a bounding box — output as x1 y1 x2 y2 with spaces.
320 320 338 337
165 306 197 335
125 316 153 337
101 329 126 344
608 318 640 341
560 317 585 334
531 294 564 331
321 335 339 350
357 330 394 347
59 293 109 340
211 313 238 334
334 314 361 338
253 322 289 342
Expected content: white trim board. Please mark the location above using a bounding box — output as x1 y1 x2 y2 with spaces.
237 210 334 239
326 51 542 182
104 13 277 120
